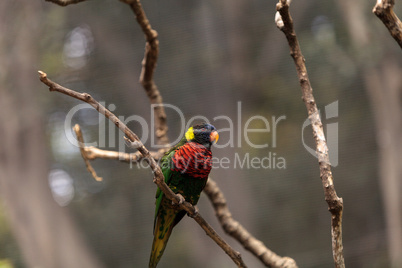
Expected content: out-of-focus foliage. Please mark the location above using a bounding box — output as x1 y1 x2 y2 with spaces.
0 0 400 267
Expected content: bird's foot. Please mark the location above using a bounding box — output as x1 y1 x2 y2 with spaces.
187 206 199 218
124 136 142 149
172 193 185 206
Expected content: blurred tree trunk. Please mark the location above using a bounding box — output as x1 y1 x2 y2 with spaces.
0 2 103 268
338 0 402 266
364 58 402 267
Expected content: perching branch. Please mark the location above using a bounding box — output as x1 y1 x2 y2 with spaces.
275 1 345 268
45 0 88 6
38 71 246 268
204 179 298 268
70 125 297 268
43 1 300 267
120 0 169 146
373 0 402 49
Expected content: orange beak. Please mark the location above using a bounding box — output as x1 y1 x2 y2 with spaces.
210 131 219 144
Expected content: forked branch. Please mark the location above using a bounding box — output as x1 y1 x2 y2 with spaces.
69 128 298 268
275 1 345 267
373 0 402 48
74 124 103 181
73 126 167 164
38 71 246 268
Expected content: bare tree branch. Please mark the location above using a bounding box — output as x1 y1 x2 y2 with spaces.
74 124 103 181
204 179 298 268
45 0 88 6
88 146 165 163
120 0 169 146
70 126 298 268
275 1 345 267
373 0 402 48
38 71 247 268
73 125 167 165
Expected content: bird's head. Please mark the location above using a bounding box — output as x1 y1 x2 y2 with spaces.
185 123 219 149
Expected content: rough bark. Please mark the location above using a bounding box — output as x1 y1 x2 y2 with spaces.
373 0 402 48
121 0 169 146
275 1 345 267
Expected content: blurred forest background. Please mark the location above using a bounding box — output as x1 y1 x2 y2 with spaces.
0 0 401 267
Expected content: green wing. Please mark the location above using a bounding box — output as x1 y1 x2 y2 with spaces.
153 137 187 231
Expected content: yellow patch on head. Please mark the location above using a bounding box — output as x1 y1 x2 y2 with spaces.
185 127 194 141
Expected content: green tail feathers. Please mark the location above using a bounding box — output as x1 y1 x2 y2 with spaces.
149 226 173 268
149 208 176 268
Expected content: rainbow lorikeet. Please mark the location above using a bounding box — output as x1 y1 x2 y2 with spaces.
149 123 219 268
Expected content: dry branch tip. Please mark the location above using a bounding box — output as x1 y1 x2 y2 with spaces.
73 124 103 182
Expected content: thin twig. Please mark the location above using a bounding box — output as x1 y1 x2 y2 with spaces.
84 146 166 163
71 134 297 268
373 0 402 49
38 71 247 268
275 1 345 267
120 0 169 146
45 0 88 6
72 124 167 179
204 179 298 268
73 124 102 181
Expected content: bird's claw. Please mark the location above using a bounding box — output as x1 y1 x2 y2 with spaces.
124 136 141 149
187 206 199 218
172 193 185 206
